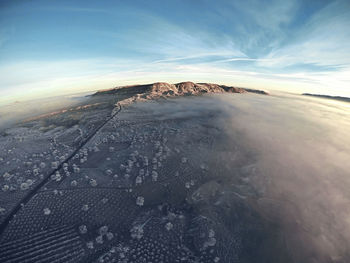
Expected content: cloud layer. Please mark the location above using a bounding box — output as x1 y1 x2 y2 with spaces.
0 0 349 103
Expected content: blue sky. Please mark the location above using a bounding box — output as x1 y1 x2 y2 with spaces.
0 0 349 103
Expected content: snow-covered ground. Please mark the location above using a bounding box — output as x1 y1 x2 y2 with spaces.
0 91 349 262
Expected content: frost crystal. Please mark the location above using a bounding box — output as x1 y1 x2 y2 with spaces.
86 241 94 249
205 237 216 247
130 225 144 240
99 225 109 235
209 229 215 238
33 168 39 176
106 232 114 240
203 229 217 249
96 235 104 244
51 172 62 182
43 208 51 215
3 172 13 181
73 164 80 173
135 176 142 185
2 185 9 192
151 171 158 181
0 207 6 215
79 225 88 234
136 196 144 206
165 222 173 231
89 179 97 187
51 162 58 169
20 182 29 191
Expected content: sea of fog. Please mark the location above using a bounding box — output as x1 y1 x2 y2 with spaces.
131 92 350 262
218 93 350 262
0 94 88 130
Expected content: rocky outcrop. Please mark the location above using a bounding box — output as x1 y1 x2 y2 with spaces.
92 81 268 106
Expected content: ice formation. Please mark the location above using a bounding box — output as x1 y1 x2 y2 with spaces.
165 222 173 231
136 196 144 206
43 208 51 215
89 179 97 187
79 225 88 234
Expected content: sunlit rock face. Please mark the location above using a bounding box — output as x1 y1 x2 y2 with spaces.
0 88 349 263
92 81 267 107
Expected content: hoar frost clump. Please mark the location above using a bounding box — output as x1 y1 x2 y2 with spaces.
203 229 217 249
89 179 97 187
130 225 144 240
43 208 51 215
79 225 88 234
165 222 173 231
0 207 6 215
136 196 144 206
82 204 89 211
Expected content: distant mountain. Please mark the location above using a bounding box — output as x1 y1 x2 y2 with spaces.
92 81 268 105
302 93 350 103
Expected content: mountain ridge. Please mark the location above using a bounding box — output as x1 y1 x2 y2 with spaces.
302 93 350 103
92 81 269 106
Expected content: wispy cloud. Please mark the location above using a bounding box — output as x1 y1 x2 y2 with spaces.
0 0 349 101
261 1 350 67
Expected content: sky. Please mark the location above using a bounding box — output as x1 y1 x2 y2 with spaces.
0 0 349 103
